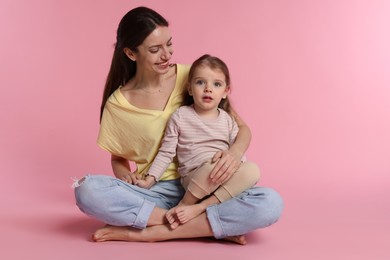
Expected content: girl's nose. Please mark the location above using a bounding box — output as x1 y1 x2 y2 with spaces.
204 84 212 92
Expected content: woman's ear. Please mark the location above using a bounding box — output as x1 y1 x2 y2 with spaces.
124 48 136 61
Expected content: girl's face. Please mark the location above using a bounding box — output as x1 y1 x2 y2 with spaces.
188 65 229 115
127 26 173 75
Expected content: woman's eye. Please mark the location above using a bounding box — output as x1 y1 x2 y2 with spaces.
167 41 173 47
149 48 159 53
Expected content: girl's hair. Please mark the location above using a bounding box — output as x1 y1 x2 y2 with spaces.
183 54 233 114
100 7 169 121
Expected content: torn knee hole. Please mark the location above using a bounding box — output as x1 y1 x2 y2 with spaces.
71 176 87 188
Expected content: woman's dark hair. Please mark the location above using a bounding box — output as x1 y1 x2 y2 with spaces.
183 54 233 114
100 7 169 120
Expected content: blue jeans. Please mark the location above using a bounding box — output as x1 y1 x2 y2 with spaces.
74 175 283 239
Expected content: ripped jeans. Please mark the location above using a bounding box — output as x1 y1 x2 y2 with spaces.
74 175 284 239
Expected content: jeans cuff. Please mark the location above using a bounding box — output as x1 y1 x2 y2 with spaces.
206 205 226 239
133 199 155 229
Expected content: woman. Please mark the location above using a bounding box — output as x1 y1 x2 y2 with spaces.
74 6 283 245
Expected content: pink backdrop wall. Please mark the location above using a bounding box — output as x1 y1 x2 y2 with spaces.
1 0 389 259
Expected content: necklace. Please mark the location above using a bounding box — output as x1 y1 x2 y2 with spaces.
140 87 163 94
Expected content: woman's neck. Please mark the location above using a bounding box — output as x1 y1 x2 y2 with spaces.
129 65 176 92
132 71 165 90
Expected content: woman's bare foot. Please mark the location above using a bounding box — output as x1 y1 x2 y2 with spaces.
222 235 247 245
93 225 144 242
92 224 246 245
93 224 174 242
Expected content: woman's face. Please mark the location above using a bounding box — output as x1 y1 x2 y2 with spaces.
134 26 174 75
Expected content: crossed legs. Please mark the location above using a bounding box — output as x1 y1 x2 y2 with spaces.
93 210 247 245
166 161 260 229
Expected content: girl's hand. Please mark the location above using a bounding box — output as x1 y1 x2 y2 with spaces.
136 175 156 189
210 150 241 184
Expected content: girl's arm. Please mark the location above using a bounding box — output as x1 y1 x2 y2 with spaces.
136 174 157 189
210 108 251 184
137 112 181 189
111 154 138 184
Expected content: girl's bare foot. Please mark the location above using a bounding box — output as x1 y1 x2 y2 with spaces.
166 202 206 229
176 204 205 224
166 205 181 229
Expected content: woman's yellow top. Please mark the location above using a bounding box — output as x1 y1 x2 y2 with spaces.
97 64 190 180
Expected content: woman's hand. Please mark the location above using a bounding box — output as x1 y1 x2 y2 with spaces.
209 149 241 184
208 107 251 184
118 171 139 184
111 154 138 184
136 175 156 189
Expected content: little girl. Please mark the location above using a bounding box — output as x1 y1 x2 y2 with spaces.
137 54 260 229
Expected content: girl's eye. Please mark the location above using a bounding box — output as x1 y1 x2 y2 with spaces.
214 81 225 87
195 80 205 85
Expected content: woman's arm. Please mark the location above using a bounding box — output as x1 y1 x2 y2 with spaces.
209 108 252 184
111 154 138 184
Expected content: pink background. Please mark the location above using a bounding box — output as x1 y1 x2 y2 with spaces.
1 0 389 259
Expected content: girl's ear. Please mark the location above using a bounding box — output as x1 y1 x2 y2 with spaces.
187 83 193 96
124 48 136 61
223 86 230 99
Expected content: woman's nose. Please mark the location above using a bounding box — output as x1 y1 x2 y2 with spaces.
161 47 172 60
